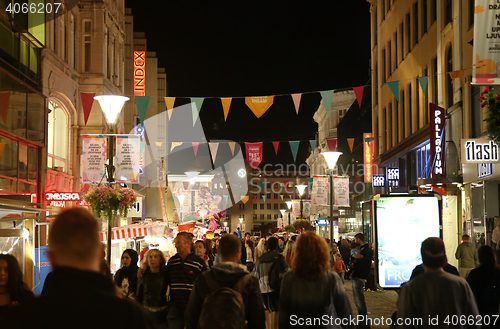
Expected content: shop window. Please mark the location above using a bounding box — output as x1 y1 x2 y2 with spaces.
48 100 69 172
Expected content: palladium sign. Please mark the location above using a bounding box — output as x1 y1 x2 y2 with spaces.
461 139 500 163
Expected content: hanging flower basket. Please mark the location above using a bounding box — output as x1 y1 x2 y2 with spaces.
84 184 137 223
292 219 312 232
284 225 295 233
480 88 500 144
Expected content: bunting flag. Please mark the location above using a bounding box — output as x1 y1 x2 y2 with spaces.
221 98 232 121
0 143 5 158
147 179 152 188
307 177 314 192
271 194 274 200
164 97 175 120
245 142 263 169
289 141 300 162
228 142 236 156
262 195 267 202
135 96 149 126
170 142 183 153
417 76 429 95
385 81 399 102
241 195 249 204
191 98 204 126
291 93 302 114
155 142 163 147
347 138 355 152
260 181 266 192
320 90 335 118
140 142 146 161
326 139 337 152
272 141 280 155
309 140 316 151
254 195 257 201
223 195 229 205
0 92 11 124
209 142 219 164
80 92 95 126
355 176 361 183
288 194 292 199
245 96 274 118
183 182 189 190
284 180 290 192
192 142 199 157
353 86 364 108
431 184 447 195
448 70 465 81
280 195 283 200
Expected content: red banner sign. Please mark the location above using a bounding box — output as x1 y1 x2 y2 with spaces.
363 133 374 183
430 103 446 178
134 51 146 96
45 192 81 201
245 142 263 169
49 201 66 208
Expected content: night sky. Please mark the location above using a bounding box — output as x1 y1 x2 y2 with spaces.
125 1 371 167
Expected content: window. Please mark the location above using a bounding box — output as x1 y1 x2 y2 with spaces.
267 214 272 220
423 0 428 34
406 12 411 54
389 101 394 144
433 57 438 105
387 0 391 11
423 67 429 124
280 204 285 209
267 204 271 210
414 1 419 44
382 106 386 151
471 86 482 137
274 203 278 209
260 204 264 210
388 40 392 74
445 0 452 26
274 193 278 199
446 44 453 108
253 214 257 220
469 0 474 28
416 80 420 128
386 107 391 148
274 214 279 220
374 63 378 105
394 100 399 143
400 22 405 61
374 9 377 46
253 204 257 209
394 31 398 69
260 214 265 220
83 21 92 72
409 84 413 134
431 0 436 23
69 14 75 68
382 0 385 20
239 203 245 210
48 100 69 172
401 88 406 139
382 48 386 83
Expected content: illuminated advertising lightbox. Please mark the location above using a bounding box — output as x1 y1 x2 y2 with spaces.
375 195 441 289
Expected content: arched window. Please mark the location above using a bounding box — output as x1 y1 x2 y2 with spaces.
446 44 453 108
47 99 69 172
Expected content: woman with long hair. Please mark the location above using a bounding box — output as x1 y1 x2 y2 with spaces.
283 239 296 267
136 249 168 325
255 238 266 261
245 240 255 272
113 249 139 299
466 245 500 327
279 232 353 329
0 254 34 315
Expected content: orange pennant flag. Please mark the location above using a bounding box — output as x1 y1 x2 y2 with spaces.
164 97 175 120
289 194 292 199
0 143 5 157
228 142 236 156
280 195 283 200
291 93 302 115
347 138 355 152
245 96 274 118
221 98 232 121
448 70 465 81
156 142 163 147
241 195 249 204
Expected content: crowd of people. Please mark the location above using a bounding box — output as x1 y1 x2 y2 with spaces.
1 207 500 328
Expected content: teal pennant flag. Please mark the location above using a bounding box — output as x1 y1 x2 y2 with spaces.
320 90 335 118
307 177 314 191
140 142 146 161
223 194 229 205
260 181 266 193
135 96 150 126
417 76 428 95
262 194 267 202
191 97 205 126
309 140 316 151
289 141 300 162
385 81 399 102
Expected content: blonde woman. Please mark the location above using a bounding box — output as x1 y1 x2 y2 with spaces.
283 239 296 267
255 238 266 262
136 249 168 325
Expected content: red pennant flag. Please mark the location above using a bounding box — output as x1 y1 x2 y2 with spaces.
183 182 189 190
353 86 364 108
192 142 199 157
147 180 152 188
80 92 96 126
0 92 11 124
272 141 279 155
306 194 309 199
431 184 447 195
245 142 263 169
254 195 257 201
271 194 274 200
355 176 361 183
326 139 337 151
284 180 290 192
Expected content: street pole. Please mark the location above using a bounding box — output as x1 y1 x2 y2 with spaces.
330 171 334 249
300 195 303 219
107 127 115 267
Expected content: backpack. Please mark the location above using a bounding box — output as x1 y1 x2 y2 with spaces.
268 254 287 291
199 272 253 329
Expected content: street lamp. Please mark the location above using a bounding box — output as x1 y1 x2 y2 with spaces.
320 151 342 249
94 95 130 266
279 209 286 227
285 201 293 226
296 184 307 219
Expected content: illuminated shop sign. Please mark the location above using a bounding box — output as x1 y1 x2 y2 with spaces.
133 51 146 96
478 163 493 178
373 175 385 187
317 217 328 226
45 192 81 201
363 133 374 183
386 168 399 187
49 201 66 208
430 103 446 177
461 139 499 163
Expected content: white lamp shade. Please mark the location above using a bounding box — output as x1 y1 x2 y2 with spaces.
279 209 286 216
94 95 129 125
185 171 200 185
320 151 342 170
239 217 244 223
177 194 186 205
296 184 307 195
285 201 293 209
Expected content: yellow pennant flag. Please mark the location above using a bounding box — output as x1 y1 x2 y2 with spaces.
448 70 465 81
347 138 355 152
170 142 183 153
221 98 232 121
0 143 5 158
228 142 236 156
156 142 163 147
245 96 274 118
164 97 175 120
280 195 283 200
241 195 249 204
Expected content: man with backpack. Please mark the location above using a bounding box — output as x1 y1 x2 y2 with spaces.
185 234 265 329
254 237 289 329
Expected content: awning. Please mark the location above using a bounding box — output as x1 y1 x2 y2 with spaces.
100 223 168 242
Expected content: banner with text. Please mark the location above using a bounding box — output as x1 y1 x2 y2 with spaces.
115 136 141 183
81 135 107 184
473 0 500 84
333 176 350 207
245 142 263 169
312 176 329 206
430 103 446 178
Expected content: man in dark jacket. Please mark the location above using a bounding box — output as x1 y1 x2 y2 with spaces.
351 233 373 329
185 234 265 329
6 208 156 329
